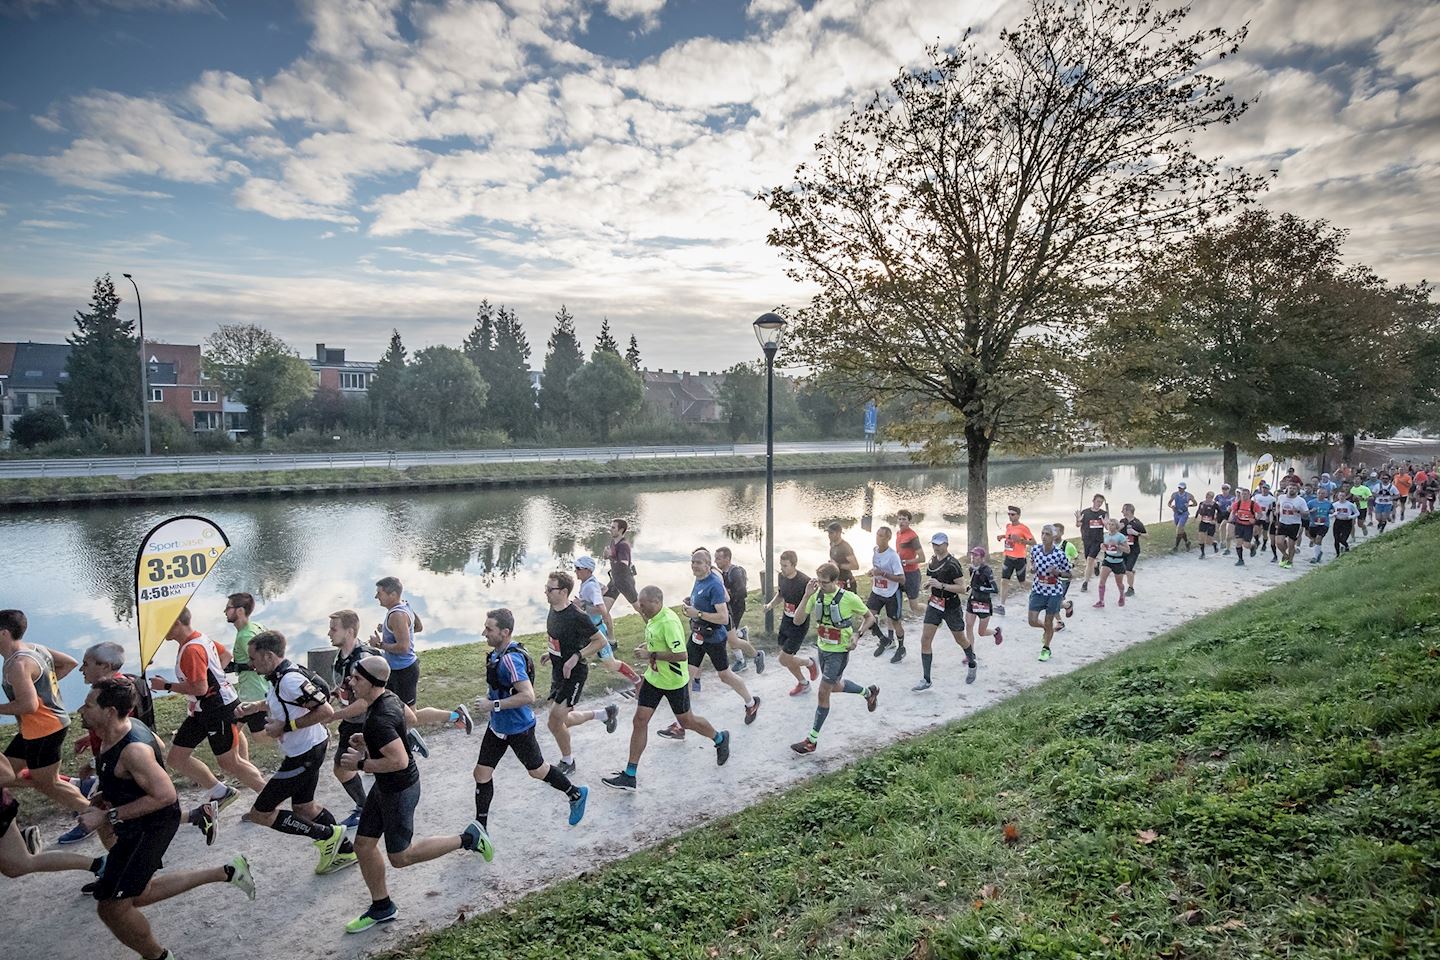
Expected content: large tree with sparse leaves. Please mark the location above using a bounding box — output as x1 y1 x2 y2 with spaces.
203 324 314 445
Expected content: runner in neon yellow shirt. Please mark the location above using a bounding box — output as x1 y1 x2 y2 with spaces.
788 562 880 755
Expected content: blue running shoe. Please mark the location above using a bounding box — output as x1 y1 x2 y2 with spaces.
568 785 589 826
341 806 363 829
57 819 95 845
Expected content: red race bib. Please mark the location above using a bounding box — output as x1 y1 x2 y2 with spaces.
817 625 842 642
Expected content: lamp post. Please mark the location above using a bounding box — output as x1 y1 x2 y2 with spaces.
753 312 786 637
122 273 151 456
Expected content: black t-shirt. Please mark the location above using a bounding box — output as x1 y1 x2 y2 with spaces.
927 554 964 610
1079 508 1108 541
721 565 748 606
363 691 418 794
1119 517 1148 546
777 572 808 612
547 604 599 662
968 563 997 602
1197 502 1219 522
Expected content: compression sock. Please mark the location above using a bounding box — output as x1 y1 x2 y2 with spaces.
474 780 494 825
624 762 637 777
542 766 576 796
618 661 640 683
271 811 333 841
341 775 367 807
313 808 337 827
841 679 865 695
963 644 977 666
811 706 830 737
922 653 933 682
89 857 104 875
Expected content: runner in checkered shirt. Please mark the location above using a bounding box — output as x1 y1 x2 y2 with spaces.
1026 525 1073 663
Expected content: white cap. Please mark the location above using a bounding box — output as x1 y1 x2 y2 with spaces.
574 555 596 571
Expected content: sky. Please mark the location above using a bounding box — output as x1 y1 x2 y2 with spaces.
0 0 1436 370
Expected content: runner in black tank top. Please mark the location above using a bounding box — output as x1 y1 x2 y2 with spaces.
763 551 820 697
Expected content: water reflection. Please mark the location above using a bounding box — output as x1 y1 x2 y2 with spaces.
3 453 1227 707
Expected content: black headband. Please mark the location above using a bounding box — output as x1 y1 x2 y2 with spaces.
354 662 387 689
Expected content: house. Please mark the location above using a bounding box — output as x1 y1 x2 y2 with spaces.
640 368 727 423
309 343 379 395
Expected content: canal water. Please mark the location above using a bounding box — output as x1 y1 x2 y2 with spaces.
3 452 1226 708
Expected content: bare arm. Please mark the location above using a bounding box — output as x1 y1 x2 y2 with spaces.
379 609 412 657
0 659 37 717
51 649 79 681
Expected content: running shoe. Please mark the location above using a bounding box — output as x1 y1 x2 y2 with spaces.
872 637 892 658
911 679 932 692
22 825 42 856
603 703 619 734
319 849 358 875
754 650 765 674
1055 621 1066 632
341 806 363 829
744 696 761 725
1063 600 1074 618
889 644 906 664
1092 601 1104 608
788 680 811 697
1235 556 1245 566
90 852 106 877
807 658 819 681
214 784 240 813
993 626 1004 645
864 684 880 712
228 854 257 901
1222 547 1231 555
192 801 218 846
314 823 347 875
453 704 474 735
57 818 95 845
1038 647 1052 662
567 785 589 826
657 722 686 741
731 655 748 673
407 728 430 759
714 730 731 766
1081 580 1089 592
1117 596 1125 607
966 661 978 685
994 604 1006 617
81 880 99 895
790 738 817 756
345 900 398 934
556 758 577 776
602 771 637 791
691 678 701 693
1124 587 1135 597
461 820 495 862
77 775 98 798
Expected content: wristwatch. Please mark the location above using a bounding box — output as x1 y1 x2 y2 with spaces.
106 808 122 827
356 757 366 772
492 700 502 713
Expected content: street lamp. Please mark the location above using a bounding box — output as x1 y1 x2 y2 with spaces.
753 311 786 637
122 273 151 456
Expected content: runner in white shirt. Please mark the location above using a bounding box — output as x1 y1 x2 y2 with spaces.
864 526 907 662
1272 485 1310 569
1250 485 1277 559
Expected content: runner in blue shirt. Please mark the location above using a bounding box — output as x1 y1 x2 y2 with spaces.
1307 489 1334 564
1167 483 1197 552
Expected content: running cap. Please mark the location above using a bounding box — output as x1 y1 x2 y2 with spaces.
930 532 948 545
574 555 597 571
1321 472 1331 479
1221 483 1231 490
969 546 986 559
1177 481 1186 489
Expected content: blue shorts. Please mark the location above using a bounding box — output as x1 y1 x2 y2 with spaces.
1028 592 1063 616
1173 513 1189 527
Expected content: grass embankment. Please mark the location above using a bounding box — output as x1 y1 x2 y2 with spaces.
395 516 1440 960
0 452 902 504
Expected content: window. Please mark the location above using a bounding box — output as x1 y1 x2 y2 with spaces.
149 388 163 402
315 370 323 385
193 411 221 431
192 389 217 404
339 371 368 391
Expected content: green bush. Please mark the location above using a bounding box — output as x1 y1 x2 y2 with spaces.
10 407 67 448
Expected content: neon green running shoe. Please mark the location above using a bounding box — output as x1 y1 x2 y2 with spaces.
1038 647 1053 662
314 823 346 875
345 901 397 933
228 854 256 901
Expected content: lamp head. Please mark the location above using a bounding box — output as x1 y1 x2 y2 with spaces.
122 273 132 279
752 312 786 354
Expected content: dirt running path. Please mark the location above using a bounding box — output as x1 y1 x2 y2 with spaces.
9 523 1403 959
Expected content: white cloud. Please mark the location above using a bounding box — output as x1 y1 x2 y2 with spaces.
188 70 270 132
18 219 81 228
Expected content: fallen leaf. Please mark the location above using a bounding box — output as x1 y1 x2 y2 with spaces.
1115 882 1132 897
1177 909 1204 926
937 879 948 889
1003 823 1021 844
980 884 998 900
1137 829 1160 845
1223 918 1247 930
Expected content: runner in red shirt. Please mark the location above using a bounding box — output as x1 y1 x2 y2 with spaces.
894 509 926 616
995 506 1035 616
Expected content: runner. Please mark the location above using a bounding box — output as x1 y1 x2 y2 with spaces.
602 588 730 790
372 577 464 757
894 509 927 616
1075 494 1108 592
1027 525 1073 662
471 609 590 824
1372 473 1399 533
1117 503 1147 592
825 523 861 593
763 551 819 697
235 630 356 875
540 571 620 773
326 609 381 828
714 547 763 674
1214 484 1235 556
963 546 1003 650
865 526 907 663
1229 488 1256 566
1350 476 1373 536
1196 491 1220 558
911 532 977 691
79 677 255 959
602 518 639 614
0 766 105 881
1423 467 1439 514
1412 466 1429 514
223 593 269 768
788 563 879 755
1306 487 1333 564
995 506 1034 616
149 608 266 803
1167 482 1197 552
337 655 492 934
1092 519 1130 607
660 549 760 739
1250 482 1276 558
574 556 643 694
0 609 89 815
1274 483 1310 569
1331 489 1358 554
1394 468 1412 521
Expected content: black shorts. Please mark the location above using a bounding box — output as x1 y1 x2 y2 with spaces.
923 602 965 631
817 649 850 684
1082 538 1102 559
1277 522 1302 540
637 680 691 716
387 662 420 707
777 619 807 656
3 725 68 770
1358 507 1369 520
357 781 419 853
687 639 729 671
173 705 237 756
1309 524 1330 539
1198 522 1216 536
93 808 180 901
475 726 545 771
964 598 994 619
728 602 747 632
603 567 639 604
1234 523 1253 543
253 741 327 813
334 721 365 766
1123 549 1139 572
548 662 589 708
1001 556 1026 581
865 591 901 622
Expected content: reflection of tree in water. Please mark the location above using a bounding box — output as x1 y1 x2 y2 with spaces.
407 491 531 581
242 507 311 603
719 522 760 544
815 515 859 531
71 511 152 623
1135 462 1169 498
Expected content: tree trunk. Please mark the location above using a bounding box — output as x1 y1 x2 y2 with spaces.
965 423 993 551
249 408 266 447
1222 441 1239 489
1341 433 1356 464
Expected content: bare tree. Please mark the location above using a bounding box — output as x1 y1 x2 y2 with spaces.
763 0 1263 544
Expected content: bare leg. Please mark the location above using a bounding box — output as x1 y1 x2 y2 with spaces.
0 824 94 877
412 707 457 726
389 834 461 868
547 707 572 758
778 652 805 682
216 750 266 794
626 707 654 765
677 711 717 739
165 746 221 792
355 835 388 901
17 763 89 813
717 669 752 703
132 863 229 906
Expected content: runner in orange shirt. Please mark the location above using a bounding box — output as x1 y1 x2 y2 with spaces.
994 506 1035 616
1394 467 1412 521
0 609 90 814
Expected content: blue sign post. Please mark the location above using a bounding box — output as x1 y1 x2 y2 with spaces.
863 401 878 452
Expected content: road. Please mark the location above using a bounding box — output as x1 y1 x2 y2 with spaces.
0 440 881 479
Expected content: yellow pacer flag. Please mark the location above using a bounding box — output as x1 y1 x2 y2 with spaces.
134 515 230 674
1251 453 1274 490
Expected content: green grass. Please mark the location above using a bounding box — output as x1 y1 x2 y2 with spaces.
389 515 1440 960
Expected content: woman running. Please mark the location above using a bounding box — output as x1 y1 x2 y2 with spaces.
1092 519 1130 608
964 547 1002 648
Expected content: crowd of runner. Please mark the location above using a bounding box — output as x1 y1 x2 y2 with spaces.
1 455 1431 957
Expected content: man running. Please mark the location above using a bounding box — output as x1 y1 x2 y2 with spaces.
471 609 590 825
372 578 468 754
223 593 269 750
1306 487 1333 564
541 571 619 774
1117 503 1147 594
1051 523 1079 632
80 677 255 960
995 506 1034 616
327 609 381 828
602 518 639 614
337 655 492 934
602 587 731 790
1372 473 1399 533
1167 482 1197 552
150 608 265 805
1229 488 1256 566
1250 482 1276 558
894 509 927 616
1331 490 1358 553
1350 477 1373 536
964 546 1002 650
661 549 760 737
1196 491 1220 558
825 523 861 593
1214 484 1235 556
789 563 879 755
714 547 763 673
1394 468 1412 521
236 630 356 875
763 551 819 697
1 762 106 881
866 526 907 663
1028 526 1073 662
912 532 977 691
1274 483 1310 569
1075 494 1108 592
575 556 643 693
1092 519 1130 607
0 609 90 815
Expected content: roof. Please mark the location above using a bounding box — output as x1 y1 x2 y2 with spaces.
8 342 72 391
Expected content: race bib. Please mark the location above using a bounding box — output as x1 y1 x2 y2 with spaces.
1088 520 1103 529
547 636 560 655
817 624 842 642
784 602 797 616
970 602 990 615
1039 574 1059 585
874 576 890 590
